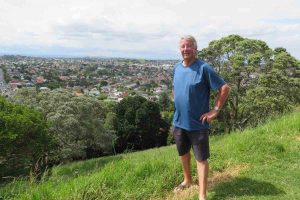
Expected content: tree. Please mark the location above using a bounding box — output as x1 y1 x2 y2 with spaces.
100 80 108 87
242 47 300 124
0 96 53 180
198 34 299 132
12 88 116 162
115 96 167 152
158 92 173 112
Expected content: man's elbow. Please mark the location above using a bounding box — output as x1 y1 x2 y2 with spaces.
221 84 230 95
224 84 230 91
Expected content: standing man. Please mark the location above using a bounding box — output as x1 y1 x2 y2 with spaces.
172 35 230 200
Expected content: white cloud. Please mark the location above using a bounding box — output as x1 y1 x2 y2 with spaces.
0 0 300 59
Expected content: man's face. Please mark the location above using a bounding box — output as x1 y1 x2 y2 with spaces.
180 39 196 60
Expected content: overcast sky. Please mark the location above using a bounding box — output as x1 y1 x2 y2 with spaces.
0 0 300 59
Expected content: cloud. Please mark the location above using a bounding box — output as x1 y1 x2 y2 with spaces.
0 0 300 59
53 18 171 43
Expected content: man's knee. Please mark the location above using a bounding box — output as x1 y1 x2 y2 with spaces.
196 159 208 166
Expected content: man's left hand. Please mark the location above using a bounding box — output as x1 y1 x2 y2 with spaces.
200 110 219 124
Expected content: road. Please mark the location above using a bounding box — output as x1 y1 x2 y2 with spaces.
0 68 10 96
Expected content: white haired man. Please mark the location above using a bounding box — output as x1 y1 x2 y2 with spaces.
172 35 230 200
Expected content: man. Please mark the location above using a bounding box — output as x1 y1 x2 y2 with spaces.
172 35 230 200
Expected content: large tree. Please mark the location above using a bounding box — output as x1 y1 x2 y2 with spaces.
199 34 300 132
12 88 116 162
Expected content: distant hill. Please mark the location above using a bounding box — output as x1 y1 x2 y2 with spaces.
1 109 299 200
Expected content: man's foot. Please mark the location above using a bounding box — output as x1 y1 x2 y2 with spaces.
199 195 206 200
173 182 192 192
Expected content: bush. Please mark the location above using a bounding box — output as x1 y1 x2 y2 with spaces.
0 96 53 181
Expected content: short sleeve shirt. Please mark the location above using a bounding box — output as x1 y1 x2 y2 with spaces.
172 59 226 131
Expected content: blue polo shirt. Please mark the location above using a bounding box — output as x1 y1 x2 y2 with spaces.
172 59 226 131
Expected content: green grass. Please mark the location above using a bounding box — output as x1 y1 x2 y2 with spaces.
1 110 299 200
205 110 300 200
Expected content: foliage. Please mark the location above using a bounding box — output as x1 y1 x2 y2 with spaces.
115 96 168 152
0 96 53 180
12 88 116 163
158 92 173 112
161 111 174 145
199 34 300 133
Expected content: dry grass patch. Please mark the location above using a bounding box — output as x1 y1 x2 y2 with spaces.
207 164 248 189
155 164 248 200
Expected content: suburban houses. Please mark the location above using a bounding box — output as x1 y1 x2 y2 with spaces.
0 55 177 101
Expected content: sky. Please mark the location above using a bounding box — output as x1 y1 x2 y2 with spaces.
0 0 300 60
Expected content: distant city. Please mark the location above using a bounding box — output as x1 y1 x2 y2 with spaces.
0 55 178 101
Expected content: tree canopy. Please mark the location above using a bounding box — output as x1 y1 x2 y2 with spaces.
12 88 116 162
115 96 168 152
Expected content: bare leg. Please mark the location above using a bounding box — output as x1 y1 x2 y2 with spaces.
180 151 193 185
196 159 209 200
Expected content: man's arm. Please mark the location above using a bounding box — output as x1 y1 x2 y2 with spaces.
200 84 230 124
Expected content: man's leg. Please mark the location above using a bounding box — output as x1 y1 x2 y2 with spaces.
191 131 210 200
196 159 209 200
180 151 193 185
173 127 192 188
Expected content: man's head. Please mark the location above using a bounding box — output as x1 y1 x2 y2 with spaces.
179 35 197 62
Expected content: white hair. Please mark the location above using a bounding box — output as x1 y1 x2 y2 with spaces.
179 35 198 50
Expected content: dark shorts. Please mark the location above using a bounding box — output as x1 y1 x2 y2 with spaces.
173 127 210 161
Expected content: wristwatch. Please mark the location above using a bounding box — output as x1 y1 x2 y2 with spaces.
213 106 220 112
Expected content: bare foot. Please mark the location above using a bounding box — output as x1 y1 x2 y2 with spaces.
173 182 192 192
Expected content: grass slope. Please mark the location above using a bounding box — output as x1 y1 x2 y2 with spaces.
1 110 299 200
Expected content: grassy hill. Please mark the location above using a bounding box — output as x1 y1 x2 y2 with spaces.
1 110 299 200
